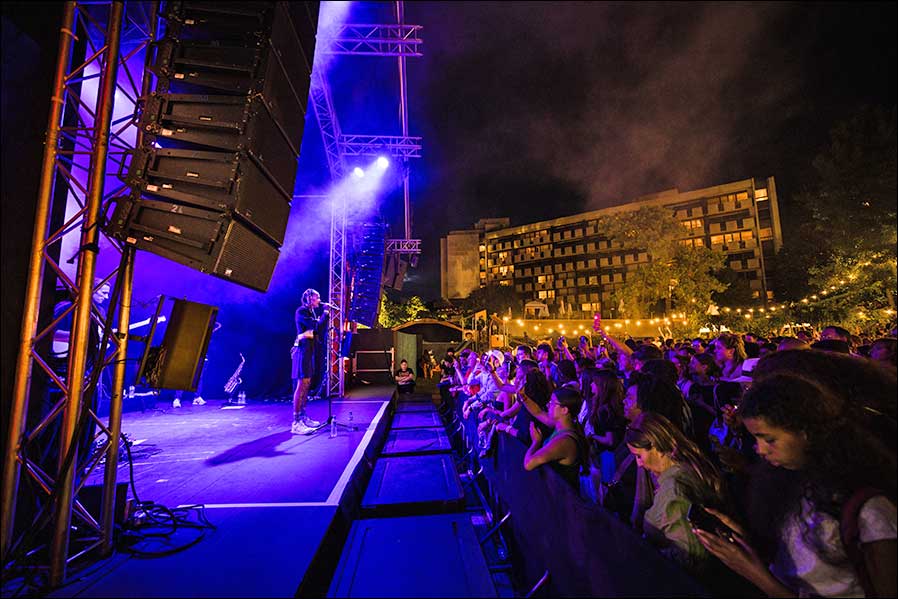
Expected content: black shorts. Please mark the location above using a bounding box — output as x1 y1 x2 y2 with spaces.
291 347 315 380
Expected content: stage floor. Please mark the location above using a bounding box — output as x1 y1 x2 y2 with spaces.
85 395 388 506
49 387 394 598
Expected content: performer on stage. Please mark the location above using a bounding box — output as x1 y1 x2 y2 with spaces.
290 288 328 434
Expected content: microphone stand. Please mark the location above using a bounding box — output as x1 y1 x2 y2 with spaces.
309 304 359 438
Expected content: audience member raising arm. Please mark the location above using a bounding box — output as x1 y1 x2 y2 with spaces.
523 388 587 489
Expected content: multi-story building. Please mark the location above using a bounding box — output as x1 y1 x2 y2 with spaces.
440 218 510 299
440 178 783 318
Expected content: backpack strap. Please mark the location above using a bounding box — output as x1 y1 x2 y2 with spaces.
840 486 884 598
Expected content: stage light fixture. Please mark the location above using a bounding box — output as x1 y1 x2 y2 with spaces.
376 156 389 169
352 167 365 178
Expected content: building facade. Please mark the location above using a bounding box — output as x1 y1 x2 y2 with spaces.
440 218 510 299
441 178 783 318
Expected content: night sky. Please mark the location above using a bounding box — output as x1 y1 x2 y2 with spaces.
393 1 897 299
4 2 896 302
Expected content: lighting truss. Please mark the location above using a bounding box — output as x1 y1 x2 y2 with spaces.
339 134 423 159
309 68 347 181
319 23 422 57
311 3 424 400
1 0 158 586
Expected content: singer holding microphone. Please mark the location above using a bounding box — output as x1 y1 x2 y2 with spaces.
290 288 330 434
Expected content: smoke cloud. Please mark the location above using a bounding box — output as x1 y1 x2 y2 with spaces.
419 2 802 220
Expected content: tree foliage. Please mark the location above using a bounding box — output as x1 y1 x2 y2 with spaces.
808 106 897 255
463 283 522 317
712 267 757 308
599 206 726 318
775 106 897 316
378 292 429 328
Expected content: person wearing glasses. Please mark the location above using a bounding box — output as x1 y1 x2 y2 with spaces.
517 387 588 490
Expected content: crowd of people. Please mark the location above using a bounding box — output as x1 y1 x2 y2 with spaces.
437 324 897 597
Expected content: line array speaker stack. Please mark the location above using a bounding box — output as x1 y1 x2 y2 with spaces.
349 224 388 327
106 1 320 292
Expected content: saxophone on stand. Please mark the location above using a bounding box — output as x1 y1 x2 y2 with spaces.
224 353 245 404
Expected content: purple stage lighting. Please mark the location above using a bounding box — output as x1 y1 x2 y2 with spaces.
352 167 365 178
376 156 390 169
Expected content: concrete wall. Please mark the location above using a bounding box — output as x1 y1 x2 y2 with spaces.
440 230 481 299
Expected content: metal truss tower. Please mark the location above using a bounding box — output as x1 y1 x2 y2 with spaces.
313 1 423 398
1 0 158 586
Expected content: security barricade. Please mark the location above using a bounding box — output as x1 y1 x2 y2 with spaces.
453 387 710 597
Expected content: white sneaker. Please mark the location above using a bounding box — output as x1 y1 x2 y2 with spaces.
302 415 321 428
291 421 313 435
192 396 206 406
172 398 182 409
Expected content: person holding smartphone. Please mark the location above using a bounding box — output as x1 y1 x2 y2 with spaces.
625 411 728 574
556 335 575 361
694 373 897 598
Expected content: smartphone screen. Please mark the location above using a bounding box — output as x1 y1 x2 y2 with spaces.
687 504 737 542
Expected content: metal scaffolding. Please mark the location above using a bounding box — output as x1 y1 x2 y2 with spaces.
1 1 157 586
313 1 423 399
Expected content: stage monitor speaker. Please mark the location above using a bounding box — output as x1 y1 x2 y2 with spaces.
108 196 280 292
148 299 218 391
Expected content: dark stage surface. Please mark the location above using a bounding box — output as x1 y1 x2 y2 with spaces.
49 387 394 598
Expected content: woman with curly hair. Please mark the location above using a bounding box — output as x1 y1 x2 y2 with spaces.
752 349 897 425
695 373 897 597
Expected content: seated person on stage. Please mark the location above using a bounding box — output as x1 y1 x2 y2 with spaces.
395 359 416 394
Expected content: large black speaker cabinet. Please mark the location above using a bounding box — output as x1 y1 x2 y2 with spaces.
148 299 218 391
383 254 409 291
124 147 291 245
148 2 312 151
139 93 302 185
108 196 279 292
107 1 320 292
